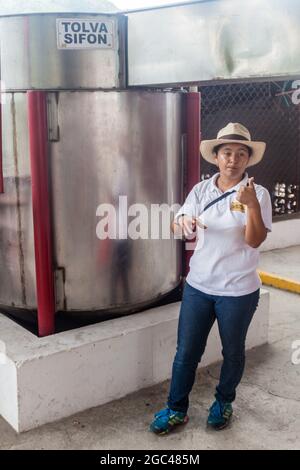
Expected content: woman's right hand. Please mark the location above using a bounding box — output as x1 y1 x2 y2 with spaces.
172 215 206 239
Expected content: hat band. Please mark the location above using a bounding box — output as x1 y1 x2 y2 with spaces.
218 133 249 141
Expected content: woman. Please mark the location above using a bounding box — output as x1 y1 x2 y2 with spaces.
150 122 272 434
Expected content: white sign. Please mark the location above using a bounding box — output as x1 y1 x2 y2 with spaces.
57 18 114 50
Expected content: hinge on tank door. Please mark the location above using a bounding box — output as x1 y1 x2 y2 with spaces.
55 267 66 311
47 92 60 142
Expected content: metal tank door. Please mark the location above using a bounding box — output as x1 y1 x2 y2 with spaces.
49 90 183 315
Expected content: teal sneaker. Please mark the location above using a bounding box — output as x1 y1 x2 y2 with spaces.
207 400 233 430
150 407 189 435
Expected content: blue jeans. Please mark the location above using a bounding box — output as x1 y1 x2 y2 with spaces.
167 282 260 413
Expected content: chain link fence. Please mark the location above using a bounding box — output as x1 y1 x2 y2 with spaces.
200 81 300 217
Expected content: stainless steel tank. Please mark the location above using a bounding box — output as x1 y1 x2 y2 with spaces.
0 8 183 318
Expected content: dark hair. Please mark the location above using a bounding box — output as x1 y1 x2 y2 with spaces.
213 143 252 157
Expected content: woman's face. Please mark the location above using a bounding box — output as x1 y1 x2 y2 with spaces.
214 143 250 179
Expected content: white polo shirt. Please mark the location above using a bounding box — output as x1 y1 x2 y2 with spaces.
175 172 272 297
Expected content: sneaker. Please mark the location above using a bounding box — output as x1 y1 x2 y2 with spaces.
207 400 233 430
150 407 189 435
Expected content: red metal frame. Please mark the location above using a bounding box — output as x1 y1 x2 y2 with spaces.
27 91 55 336
184 91 201 276
0 101 4 193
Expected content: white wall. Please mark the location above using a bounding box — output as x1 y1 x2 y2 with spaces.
260 218 300 252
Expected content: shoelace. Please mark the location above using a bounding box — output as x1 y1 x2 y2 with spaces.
154 408 172 419
209 401 223 418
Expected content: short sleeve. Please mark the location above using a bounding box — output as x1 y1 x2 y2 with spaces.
174 186 198 221
257 187 272 232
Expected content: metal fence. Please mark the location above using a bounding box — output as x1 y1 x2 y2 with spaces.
200 81 300 217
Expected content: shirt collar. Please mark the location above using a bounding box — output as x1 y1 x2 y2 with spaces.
210 172 249 193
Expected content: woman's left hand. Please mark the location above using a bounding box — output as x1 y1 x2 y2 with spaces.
236 177 259 209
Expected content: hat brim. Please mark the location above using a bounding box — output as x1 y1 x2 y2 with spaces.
200 139 266 167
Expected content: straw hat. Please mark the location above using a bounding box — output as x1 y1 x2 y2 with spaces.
200 122 266 167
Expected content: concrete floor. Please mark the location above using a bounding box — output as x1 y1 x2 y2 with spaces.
259 245 300 282
0 283 299 450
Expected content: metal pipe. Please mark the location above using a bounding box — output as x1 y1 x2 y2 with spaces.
184 90 201 276
27 91 55 336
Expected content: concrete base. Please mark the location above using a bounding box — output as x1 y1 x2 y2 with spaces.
0 289 269 433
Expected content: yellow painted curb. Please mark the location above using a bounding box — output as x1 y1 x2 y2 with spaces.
258 270 300 294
